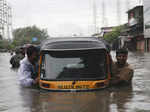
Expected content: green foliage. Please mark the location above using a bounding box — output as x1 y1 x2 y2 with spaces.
12 25 49 46
145 24 150 29
0 26 49 51
0 39 12 50
0 35 2 40
103 25 125 43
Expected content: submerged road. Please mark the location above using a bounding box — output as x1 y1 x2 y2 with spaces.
0 52 150 112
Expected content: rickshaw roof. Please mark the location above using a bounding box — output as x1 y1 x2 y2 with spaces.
40 37 108 51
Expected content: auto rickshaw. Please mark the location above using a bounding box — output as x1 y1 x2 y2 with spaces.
38 37 112 91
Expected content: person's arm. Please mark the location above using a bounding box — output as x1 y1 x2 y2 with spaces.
122 69 134 83
116 68 134 84
110 61 121 85
110 67 134 85
33 77 40 84
110 75 122 85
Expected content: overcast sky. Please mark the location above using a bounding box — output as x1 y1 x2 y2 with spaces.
7 0 140 37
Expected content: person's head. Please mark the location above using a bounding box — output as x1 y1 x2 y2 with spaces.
116 48 128 66
20 47 25 56
15 48 20 54
26 45 39 64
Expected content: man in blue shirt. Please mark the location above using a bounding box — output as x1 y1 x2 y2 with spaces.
18 45 39 87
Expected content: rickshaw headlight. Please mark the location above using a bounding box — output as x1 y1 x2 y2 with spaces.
41 83 50 88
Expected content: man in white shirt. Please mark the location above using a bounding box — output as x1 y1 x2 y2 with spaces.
18 45 39 87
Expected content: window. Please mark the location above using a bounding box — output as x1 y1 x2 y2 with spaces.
40 49 107 80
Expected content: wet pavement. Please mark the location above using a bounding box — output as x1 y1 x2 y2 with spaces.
0 52 150 112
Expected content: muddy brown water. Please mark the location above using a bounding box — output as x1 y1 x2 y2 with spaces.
0 52 150 112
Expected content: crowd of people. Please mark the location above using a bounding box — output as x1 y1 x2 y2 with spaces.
10 44 134 88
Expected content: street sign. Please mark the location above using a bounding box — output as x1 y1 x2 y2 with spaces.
32 37 38 42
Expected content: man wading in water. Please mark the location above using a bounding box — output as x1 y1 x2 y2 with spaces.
110 48 134 86
18 45 39 87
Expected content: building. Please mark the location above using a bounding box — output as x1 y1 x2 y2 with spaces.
144 0 150 52
127 5 144 51
92 26 116 38
92 26 123 50
0 0 12 39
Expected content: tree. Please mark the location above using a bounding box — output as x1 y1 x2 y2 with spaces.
0 34 2 40
12 25 49 46
0 39 12 50
103 25 125 43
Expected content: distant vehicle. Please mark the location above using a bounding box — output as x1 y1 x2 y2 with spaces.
0 49 7 52
38 37 112 91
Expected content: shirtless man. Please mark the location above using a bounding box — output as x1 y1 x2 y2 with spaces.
110 48 134 86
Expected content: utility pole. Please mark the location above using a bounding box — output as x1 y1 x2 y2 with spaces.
7 5 12 39
93 0 97 33
102 0 107 27
126 0 130 10
126 0 130 24
139 0 143 5
117 0 121 25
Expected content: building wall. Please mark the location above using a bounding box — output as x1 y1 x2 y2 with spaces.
144 0 150 52
137 40 145 51
144 0 150 30
148 39 150 51
127 5 144 51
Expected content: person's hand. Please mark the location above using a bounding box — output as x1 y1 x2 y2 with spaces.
34 77 40 84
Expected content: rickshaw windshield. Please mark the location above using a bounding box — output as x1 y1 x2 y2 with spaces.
40 49 107 80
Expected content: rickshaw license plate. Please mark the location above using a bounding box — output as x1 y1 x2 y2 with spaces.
58 85 89 89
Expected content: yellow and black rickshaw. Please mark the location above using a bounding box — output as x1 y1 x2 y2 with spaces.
38 37 112 91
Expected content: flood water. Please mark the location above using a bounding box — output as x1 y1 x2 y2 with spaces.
0 52 150 112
